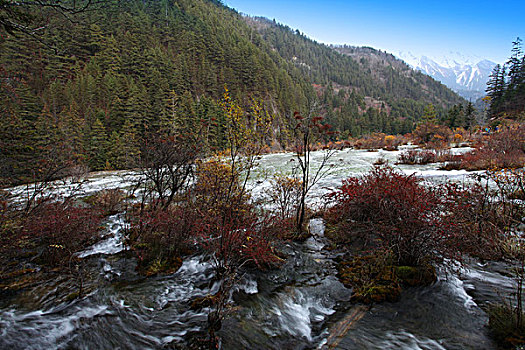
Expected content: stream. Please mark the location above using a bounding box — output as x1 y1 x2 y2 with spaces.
0 147 514 349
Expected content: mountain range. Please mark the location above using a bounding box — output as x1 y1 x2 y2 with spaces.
396 51 497 101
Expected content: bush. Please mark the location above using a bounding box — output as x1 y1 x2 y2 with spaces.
193 159 279 273
412 123 452 149
126 204 197 275
19 202 102 266
353 133 387 150
397 149 437 165
444 125 525 171
265 175 302 222
85 189 125 216
126 159 283 276
326 166 456 266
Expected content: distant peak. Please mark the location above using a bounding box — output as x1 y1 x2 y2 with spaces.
394 51 497 98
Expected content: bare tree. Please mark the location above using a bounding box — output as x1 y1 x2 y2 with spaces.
292 104 336 233
136 134 200 210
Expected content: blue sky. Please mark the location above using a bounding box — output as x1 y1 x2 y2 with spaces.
223 0 524 64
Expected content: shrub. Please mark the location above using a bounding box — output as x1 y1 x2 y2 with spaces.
384 135 403 151
19 202 102 266
126 204 197 275
444 125 525 171
397 149 437 165
353 133 387 150
193 159 279 273
126 158 283 276
138 134 199 209
442 182 506 260
354 133 406 151
326 166 456 266
412 123 452 149
266 175 302 222
85 189 125 216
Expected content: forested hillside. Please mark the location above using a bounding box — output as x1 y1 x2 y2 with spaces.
0 0 464 185
244 17 465 136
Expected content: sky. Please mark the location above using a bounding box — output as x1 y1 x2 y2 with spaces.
223 0 524 64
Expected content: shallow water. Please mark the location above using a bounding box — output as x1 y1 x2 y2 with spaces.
1 147 515 349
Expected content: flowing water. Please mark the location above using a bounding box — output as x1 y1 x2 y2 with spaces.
1 147 514 349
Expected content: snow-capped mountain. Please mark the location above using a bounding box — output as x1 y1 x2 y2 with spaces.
396 51 497 101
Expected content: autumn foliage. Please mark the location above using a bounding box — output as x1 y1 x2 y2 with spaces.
397 149 460 165
326 167 455 266
353 133 406 151
1 201 102 269
411 122 452 149
125 204 198 275
444 125 525 171
192 159 279 273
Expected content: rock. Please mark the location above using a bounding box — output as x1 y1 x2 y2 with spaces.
394 264 436 286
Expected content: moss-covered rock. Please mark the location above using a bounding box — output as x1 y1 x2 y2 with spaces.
394 264 436 287
141 256 183 277
337 254 401 304
65 292 80 302
358 281 402 304
337 254 437 304
488 303 525 349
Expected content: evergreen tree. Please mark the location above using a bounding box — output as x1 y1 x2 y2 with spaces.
420 103 438 124
465 101 476 128
86 118 109 170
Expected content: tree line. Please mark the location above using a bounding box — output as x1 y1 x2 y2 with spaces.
486 38 525 119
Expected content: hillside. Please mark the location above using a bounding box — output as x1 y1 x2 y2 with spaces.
0 0 464 185
243 18 465 136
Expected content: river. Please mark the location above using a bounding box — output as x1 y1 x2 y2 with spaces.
1 147 512 349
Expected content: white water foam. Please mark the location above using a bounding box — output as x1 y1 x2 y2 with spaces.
78 214 126 258
0 305 111 350
273 290 335 342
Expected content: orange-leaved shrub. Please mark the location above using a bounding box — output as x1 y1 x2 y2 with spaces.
445 125 525 171
412 123 452 149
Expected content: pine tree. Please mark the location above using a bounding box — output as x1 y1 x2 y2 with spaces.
420 103 438 124
86 118 109 170
486 64 506 117
119 119 140 167
465 102 476 129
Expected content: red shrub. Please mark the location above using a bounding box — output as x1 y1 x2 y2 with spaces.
326 166 456 266
126 204 197 273
126 159 282 276
448 126 525 170
20 202 102 266
397 149 437 165
191 159 280 273
442 182 506 260
194 212 279 272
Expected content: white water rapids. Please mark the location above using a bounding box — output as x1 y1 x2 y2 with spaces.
1 146 513 349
